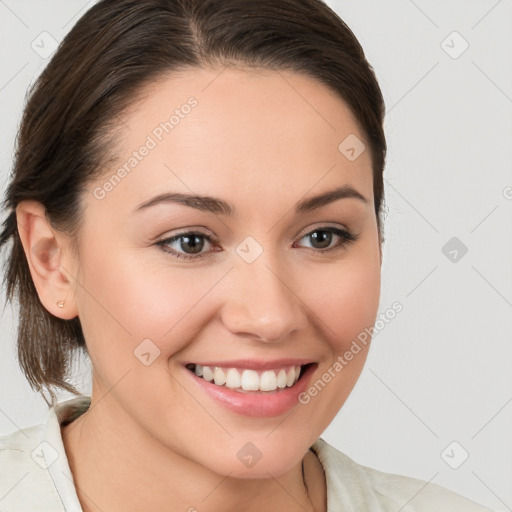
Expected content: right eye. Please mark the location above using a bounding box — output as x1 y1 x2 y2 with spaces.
156 231 219 260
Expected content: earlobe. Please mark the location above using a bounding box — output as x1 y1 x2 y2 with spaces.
15 200 78 320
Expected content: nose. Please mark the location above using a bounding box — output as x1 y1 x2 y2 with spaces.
219 252 308 343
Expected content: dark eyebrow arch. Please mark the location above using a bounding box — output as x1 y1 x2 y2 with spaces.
132 184 368 216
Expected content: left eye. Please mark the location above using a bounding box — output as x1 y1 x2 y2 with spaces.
156 226 357 261
294 227 356 252
156 232 216 260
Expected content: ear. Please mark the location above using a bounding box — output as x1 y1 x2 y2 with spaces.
16 200 79 320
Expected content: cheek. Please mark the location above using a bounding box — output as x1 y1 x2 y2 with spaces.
303 248 381 354
75 245 223 359
288 245 380 443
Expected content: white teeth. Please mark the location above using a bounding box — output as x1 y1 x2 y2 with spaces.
190 364 303 392
241 369 259 391
225 368 241 389
286 368 296 387
260 370 277 391
213 367 226 386
202 366 213 381
276 369 287 388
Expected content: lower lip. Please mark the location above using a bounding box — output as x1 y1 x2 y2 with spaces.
184 364 317 417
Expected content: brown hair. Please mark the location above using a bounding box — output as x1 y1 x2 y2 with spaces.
0 0 386 406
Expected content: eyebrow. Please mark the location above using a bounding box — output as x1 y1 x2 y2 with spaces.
132 184 368 216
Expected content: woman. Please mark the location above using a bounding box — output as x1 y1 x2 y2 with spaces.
0 0 494 510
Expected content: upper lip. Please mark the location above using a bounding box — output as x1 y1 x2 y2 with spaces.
184 358 315 370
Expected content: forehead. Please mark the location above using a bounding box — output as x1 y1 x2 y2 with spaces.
88 66 373 216
123 65 368 152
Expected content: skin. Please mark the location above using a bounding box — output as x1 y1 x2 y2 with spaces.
16 66 382 512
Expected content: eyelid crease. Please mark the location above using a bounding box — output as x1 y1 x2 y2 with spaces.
293 222 351 240
152 226 218 243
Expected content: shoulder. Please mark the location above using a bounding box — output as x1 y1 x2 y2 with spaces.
0 423 67 511
311 438 493 512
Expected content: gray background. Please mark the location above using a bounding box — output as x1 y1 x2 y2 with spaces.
1 1 510 510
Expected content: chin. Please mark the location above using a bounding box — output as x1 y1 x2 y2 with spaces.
202 435 311 479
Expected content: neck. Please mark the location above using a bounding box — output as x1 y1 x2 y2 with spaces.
61 393 325 512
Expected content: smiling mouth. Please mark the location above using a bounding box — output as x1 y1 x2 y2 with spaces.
185 363 313 392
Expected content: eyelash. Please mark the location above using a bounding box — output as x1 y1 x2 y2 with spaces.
155 226 359 261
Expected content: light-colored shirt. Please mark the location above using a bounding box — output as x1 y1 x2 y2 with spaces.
0 395 492 511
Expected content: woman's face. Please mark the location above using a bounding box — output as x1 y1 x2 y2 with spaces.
68 66 381 477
